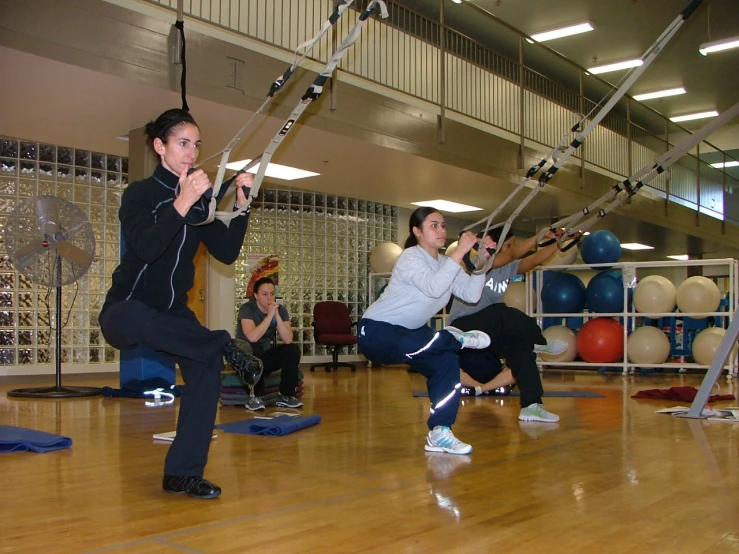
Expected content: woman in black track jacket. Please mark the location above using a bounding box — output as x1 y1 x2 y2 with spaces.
99 108 261 499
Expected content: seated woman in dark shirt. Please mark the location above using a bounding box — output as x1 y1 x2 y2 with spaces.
236 277 302 410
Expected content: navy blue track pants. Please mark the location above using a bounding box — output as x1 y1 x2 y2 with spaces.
358 318 463 430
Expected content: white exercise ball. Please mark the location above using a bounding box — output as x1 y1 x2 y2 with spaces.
627 326 671 365
541 240 578 270
369 242 403 273
676 276 721 318
633 275 677 314
503 281 532 313
691 327 737 366
540 325 578 362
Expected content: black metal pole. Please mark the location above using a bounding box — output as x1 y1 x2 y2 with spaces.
55 255 62 391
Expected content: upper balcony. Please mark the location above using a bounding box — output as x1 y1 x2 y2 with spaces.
142 0 739 226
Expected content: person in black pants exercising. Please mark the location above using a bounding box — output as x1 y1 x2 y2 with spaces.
99 108 262 499
449 227 570 423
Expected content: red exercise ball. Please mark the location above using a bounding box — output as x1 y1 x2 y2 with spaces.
576 317 624 363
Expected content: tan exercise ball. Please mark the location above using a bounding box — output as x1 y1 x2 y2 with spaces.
676 276 721 318
503 281 530 312
541 240 577 270
369 242 403 273
627 326 671 365
444 241 459 258
540 325 578 362
633 275 676 314
692 327 738 367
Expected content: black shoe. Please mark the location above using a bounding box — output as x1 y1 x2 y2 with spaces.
162 475 221 499
223 339 263 386
493 385 512 396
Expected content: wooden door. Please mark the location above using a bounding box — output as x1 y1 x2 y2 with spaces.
187 243 208 325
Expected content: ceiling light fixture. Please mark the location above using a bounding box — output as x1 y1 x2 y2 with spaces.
620 243 654 250
633 87 686 101
667 254 689 261
411 200 482 213
587 59 643 75
224 159 319 180
699 36 739 55
669 110 719 123
530 22 594 43
710 161 739 169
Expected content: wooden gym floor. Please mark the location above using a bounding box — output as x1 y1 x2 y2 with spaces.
1 367 738 554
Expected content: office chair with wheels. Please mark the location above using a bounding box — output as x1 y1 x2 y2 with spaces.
310 301 358 372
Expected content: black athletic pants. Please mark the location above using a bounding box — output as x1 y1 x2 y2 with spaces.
251 343 301 397
99 299 229 477
452 303 546 408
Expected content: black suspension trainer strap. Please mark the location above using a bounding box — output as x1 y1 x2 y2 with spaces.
175 19 189 112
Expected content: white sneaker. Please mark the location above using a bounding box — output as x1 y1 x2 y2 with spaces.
519 403 560 423
533 339 567 356
444 326 491 350
425 426 473 455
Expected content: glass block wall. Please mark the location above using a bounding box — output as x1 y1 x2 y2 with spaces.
0 135 399 367
0 136 127 367
235 189 399 357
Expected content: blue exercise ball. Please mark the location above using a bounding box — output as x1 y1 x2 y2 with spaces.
581 230 621 267
586 271 624 313
541 272 587 313
532 270 555 291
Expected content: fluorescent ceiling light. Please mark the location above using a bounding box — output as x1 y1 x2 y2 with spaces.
530 22 594 43
699 36 739 55
411 199 482 213
587 59 643 75
667 254 689 261
224 159 319 180
621 242 654 250
710 161 739 169
451 0 462 3
633 87 686 101
669 110 719 123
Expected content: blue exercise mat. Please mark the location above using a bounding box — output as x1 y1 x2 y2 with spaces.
412 390 603 398
0 425 73 453
216 414 321 436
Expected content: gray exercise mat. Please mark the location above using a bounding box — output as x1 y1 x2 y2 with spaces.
412 390 604 398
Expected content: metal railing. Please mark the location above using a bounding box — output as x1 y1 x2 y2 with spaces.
143 0 739 224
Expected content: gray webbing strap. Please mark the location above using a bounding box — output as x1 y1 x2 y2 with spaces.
461 0 704 273
210 0 389 223
191 0 358 225
548 101 739 243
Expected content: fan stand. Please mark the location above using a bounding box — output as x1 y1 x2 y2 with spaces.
8 256 102 398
